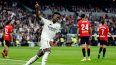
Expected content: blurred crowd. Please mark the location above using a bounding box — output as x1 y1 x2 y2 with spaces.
0 1 116 47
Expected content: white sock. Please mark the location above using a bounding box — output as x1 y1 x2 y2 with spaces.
25 55 39 65
41 52 50 65
84 57 86 59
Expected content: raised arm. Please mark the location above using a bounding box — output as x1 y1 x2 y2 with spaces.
35 2 42 20
35 2 49 24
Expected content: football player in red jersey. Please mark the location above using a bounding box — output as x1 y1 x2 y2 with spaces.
77 14 92 61
2 20 13 58
98 20 110 59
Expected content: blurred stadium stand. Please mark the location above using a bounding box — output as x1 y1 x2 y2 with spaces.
0 0 116 46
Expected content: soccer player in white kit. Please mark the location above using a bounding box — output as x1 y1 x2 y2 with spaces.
25 2 61 65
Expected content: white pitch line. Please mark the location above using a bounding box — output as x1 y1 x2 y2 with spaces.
0 58 41 63
0 58 66 65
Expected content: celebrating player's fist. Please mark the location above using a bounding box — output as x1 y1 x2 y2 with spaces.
35 2 40 9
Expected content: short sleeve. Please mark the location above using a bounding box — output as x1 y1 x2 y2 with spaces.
77 21 80 28
40 17 50 24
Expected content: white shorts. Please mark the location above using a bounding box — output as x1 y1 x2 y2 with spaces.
40 38 51 49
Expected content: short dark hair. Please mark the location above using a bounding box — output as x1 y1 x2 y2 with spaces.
5 20 12 25
101 20 105 25
53 12 61 16
81 14 86 18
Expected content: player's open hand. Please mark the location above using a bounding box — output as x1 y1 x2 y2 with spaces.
35 2 40 9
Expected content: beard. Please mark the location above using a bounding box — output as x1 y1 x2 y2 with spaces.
53 20 57 23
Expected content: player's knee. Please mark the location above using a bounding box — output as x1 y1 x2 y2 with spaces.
100 45 103 48
87 47 90 49
103 45 106 48
81 45 86 48
37 50 44 57
43 48 51 52
38 52 44 57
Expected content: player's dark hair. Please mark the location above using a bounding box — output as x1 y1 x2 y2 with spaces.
53 12 61 16
5 20 12 25
81 14 86 18
101 20 105 25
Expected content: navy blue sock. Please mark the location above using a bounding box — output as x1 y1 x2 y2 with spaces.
82 48 86 57
103 48 106 58
99 47 102 54
87 48 90 57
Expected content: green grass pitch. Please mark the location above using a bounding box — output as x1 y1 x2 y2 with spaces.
0 46 116 65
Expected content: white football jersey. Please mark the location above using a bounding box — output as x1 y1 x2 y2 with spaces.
40 17 61 41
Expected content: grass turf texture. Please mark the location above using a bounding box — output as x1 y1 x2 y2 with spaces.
0 46 116 65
